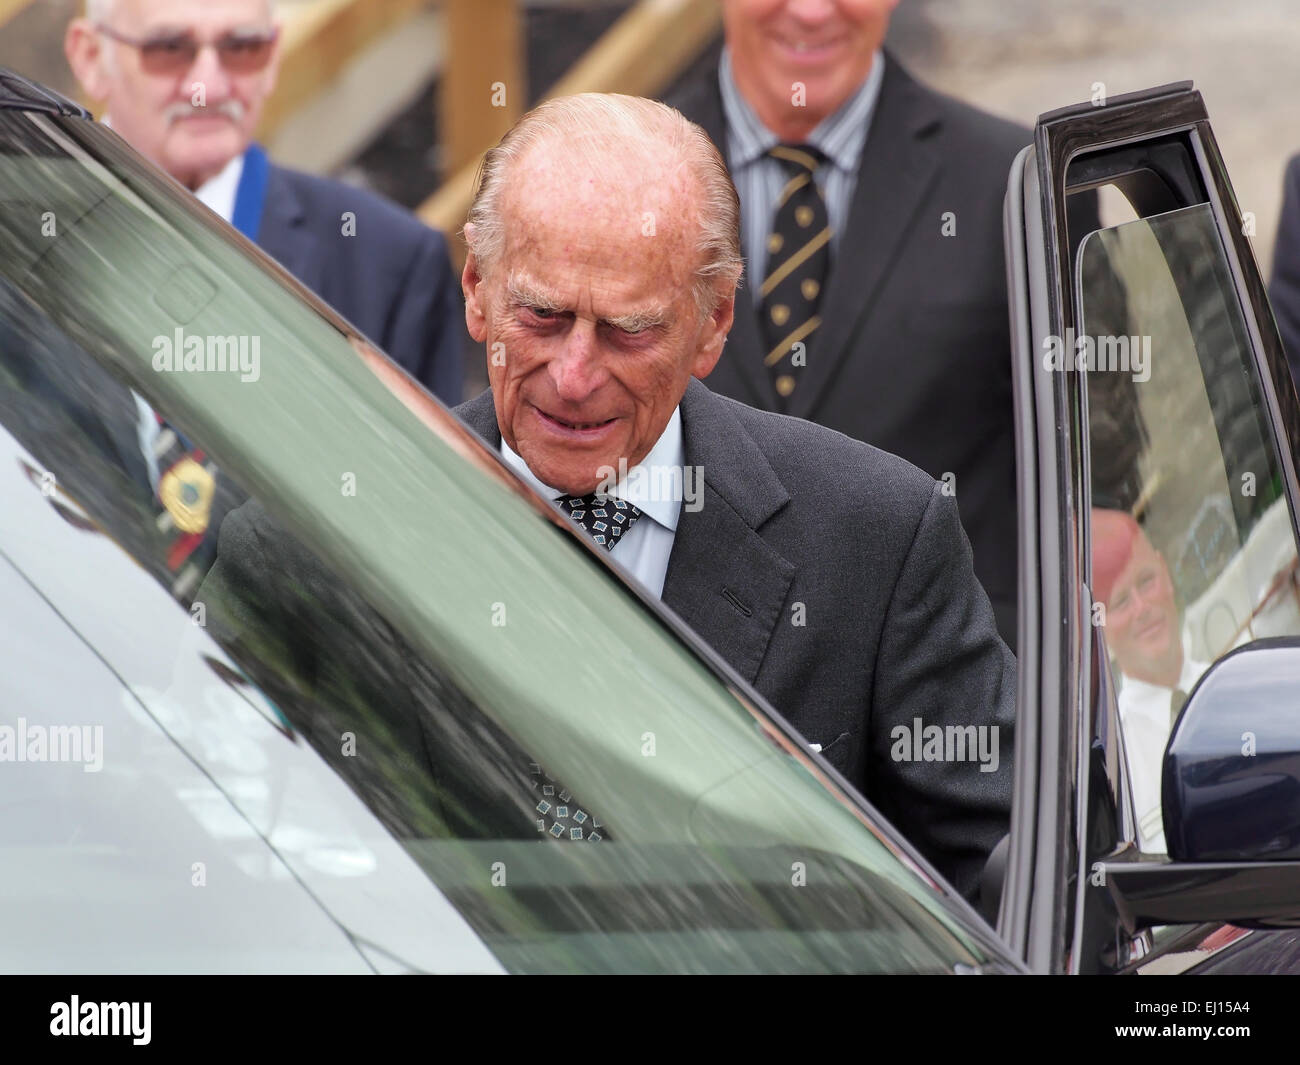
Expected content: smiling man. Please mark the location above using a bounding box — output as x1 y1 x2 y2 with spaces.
667 0 1049 653
454 93 1016 900
64 0 463 402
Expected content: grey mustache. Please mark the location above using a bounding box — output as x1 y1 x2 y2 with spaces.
165 99 245 123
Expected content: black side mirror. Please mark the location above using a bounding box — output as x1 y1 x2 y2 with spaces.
1164 637 1300 861
1102 639 1300 930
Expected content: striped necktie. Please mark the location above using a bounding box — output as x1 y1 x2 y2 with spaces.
760 143 832 409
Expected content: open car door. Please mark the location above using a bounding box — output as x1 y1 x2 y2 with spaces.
1004 83 1300 974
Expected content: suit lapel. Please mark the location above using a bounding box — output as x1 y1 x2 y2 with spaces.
661 380 794 685
255 166 325 296
455 388 501 447
788 56 944 421
680 76 777 412
454 383 795 687
715 259 772 411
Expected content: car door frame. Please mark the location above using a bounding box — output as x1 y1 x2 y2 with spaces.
1003 81 1300 974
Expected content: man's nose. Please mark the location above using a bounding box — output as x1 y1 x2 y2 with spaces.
548 322 608 401
785 0 837 25
185 43 233 101
1130 582 1163 615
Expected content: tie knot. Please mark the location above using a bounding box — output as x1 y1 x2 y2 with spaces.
768 143 826 175
558 493 643 551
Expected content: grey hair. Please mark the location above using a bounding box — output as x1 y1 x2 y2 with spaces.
465 92 743 317
86 0 275 21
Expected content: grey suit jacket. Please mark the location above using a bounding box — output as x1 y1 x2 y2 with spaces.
457 378 1016 899
669 53 1028 649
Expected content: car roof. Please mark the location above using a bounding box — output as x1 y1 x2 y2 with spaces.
0 67 91 119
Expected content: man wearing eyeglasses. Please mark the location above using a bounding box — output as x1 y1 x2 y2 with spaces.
65 0 465 404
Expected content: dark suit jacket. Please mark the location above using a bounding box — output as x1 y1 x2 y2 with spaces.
258 164 465 404
457 379 1016 899
669 53 1027 648
1269 153 1300 386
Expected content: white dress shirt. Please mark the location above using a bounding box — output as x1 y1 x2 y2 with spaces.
500 408 686 599
193 151 245 222
1117 656 1211 853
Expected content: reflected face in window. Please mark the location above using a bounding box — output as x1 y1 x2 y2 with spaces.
1093 510 1183 686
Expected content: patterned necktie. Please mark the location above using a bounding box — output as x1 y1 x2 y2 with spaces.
530 762 606 842
760 143 832 409
558 493 642 551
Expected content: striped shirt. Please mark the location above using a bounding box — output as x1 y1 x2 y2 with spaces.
718 47 885 306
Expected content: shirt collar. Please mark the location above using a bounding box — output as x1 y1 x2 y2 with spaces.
1120 657 1211 712
194 151 246 224
718 46 886 174
499 406 685 532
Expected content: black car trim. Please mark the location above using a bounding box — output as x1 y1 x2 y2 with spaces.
0 68 91 119
1105 860 1300 931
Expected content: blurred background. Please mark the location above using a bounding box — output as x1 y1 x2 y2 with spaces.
2 0 1295 310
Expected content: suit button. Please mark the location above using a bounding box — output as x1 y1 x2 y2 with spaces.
775 374 796 397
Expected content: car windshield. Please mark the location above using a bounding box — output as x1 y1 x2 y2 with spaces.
0 107 1004 973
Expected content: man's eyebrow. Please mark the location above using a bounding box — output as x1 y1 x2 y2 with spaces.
505 277 566 311
603 307 670 332
505 277 668 331
139 22 270 34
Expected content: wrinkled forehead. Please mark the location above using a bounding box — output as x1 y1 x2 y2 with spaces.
500 146 702 280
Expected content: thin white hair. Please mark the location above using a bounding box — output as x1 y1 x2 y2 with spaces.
466 93 743 317
85 0 275 21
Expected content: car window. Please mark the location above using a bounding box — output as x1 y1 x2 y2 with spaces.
0 108 1006 973
1079 203 1300 855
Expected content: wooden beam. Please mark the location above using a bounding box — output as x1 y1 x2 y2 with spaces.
257 0 430 142
441 0 523 177
0 0 36 29
419 0 720 258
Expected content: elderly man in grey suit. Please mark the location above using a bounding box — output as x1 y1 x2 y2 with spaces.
453 92 1015 900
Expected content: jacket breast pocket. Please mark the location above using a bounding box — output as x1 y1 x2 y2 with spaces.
813 731 853 772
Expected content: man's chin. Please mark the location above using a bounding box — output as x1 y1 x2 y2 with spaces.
524 453 621 497
166 129 245 171
540 469 611 497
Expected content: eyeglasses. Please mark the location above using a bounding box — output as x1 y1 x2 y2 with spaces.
95 23 280 76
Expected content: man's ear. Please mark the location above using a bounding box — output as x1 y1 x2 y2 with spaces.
65 18 110 103
690 288 735 380
462 225 489 343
